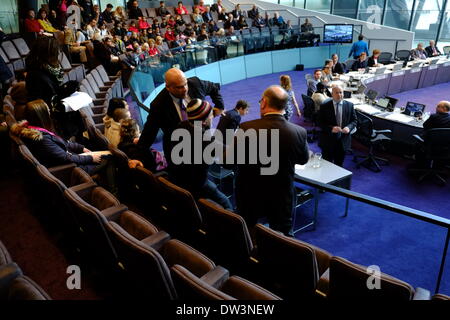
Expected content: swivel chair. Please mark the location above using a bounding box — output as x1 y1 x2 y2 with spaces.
352 111 391 172
395 50 411 62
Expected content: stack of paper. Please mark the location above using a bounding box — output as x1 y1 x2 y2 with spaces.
385 113 413 123
62 92 93 112
355 104 381 115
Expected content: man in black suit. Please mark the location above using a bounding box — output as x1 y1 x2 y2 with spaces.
247 4 259 20
156 1 170 17
128 68 224 169
423 101 450 130
318 85 357 167
331 53 346 74
425 40 442 57
231 86 310 236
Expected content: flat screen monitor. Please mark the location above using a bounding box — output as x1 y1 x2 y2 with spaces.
366 89 378 101
323 24 354 44
385 96 398 109
404 101 426 116
376 98 390 109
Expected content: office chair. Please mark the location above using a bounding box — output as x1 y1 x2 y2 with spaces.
395 50 411 61
344 59 355 71
352 111 391 172
409 128 450 185
301 94 318 142
378 52 395 65
442 46 450 55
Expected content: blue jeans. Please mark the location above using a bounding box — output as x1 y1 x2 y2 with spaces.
200 179 233 211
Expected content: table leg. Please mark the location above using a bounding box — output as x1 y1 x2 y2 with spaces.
344 198 349 217
312 187 319 230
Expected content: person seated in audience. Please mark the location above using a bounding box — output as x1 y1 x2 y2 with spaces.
192 7 204 25
48 9 60 30
247 5 259 20
86 18 100 39
92 4 101 22
128 21 139 33
128 0 144 20
138 16 150 31
301 18 314 33
113 6 127 22
215 100 249 146
25 37 64 106
113 21 127 38
93 35 121 75
37 8 58 33
331 53 346 74
103 98 130 147
280 75 301 120
237 16 249 30
164 27 176 42
160 17 169 29
24 9 44 34
113 34 126 53
351 52 368 71
368 49 382 67
157 1 170 17
64 23 88 63
139 29 149 43
311 82 329 112
252 13 266 29
183 23 194 36
224 13 238 31
168 16 176 28
197 28 209 42
175 14 185 27
171 98 233 210
307 69 322 96
411 43 428 60
175 1 189 15
195 0 207 14
11 99 103 173
321 66 334 84
207 20 219 34
271 12 285 28
232 4 244 19
425 40 442 57
202 5 213 23
100 3 114 24
211 0 226 21
147 39 159 56
155 36 174 58
99 22 112 39
423 101 450 130
225 26 236 37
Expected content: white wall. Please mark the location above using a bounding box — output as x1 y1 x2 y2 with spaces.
222 0 414 53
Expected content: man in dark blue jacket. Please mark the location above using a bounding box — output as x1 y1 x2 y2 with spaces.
423 101 450 130
215 100 249 146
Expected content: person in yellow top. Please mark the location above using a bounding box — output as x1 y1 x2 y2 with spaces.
37 8 58 33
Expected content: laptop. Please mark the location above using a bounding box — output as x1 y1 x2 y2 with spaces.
429 58 439 65
384 96 398 109
392 63 403 71
403 101 426 116
374 67 386 75
376 98 390 110
343 91 352 99
366 89 378 101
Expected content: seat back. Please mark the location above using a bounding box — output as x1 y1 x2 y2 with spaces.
8 276 51 300
12 38 30 57
80 79 97 99
1 41 21 60
354 110 374 144
422 128 450 161
198 199 253 269
378 52 392 64
0 241 12 266
90 69 105 88
395 50 411 61
328 256 415 300
96 64 111 83
443 46 450 55
157 177 203 241
254 223 330 299
301 94 316 120
345 58 355 70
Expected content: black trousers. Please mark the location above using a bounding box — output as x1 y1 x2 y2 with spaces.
321 144 346 167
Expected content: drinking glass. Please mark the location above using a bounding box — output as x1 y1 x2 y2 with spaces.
312 152 322 168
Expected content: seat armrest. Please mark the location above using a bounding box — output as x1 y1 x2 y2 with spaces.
0 263 23 299
374 129 392 134
48 163 77 178
93 99 107 106
413 287 431 300
315 268 329 298
200 266 229 288
100 204 128 221
95 92 107 99
154 171 168 178
141 231 171 251
413 134 424 143
69 181 97 193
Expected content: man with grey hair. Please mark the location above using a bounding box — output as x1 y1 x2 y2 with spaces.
318 85 357 167
423 100 450 130
232 85 310 236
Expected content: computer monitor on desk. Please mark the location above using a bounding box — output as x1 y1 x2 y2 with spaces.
385 96 398 109
403 101 426 116
429 58 439 65
366 89 378 101
411 61 423 68
376 98 390 110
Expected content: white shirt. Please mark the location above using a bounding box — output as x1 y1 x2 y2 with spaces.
170 93 192 120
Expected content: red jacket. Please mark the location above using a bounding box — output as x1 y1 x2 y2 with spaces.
164 31 176 41
24 18 42 33
175 6 188 15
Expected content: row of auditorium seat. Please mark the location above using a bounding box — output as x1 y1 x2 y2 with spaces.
0 241 51 300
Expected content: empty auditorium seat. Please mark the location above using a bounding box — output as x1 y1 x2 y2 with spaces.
79 83 108 109
86 73 112 100
325 256 430 300
96 64 122 95
91 69 120 98
157 176 205 245
0 263 51 300
12 38 30 57
0 48 14 80
0 241 12 266
254 223 331 300
171 264 281 300
79 108 109 150
198 199 255 274
0 40 25 72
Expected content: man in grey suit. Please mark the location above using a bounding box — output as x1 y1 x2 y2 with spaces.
318 85 357 167
232 85 310 236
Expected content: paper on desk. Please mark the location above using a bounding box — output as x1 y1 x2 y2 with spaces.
295 164 306 170
384 113 413 123
62 92 93 111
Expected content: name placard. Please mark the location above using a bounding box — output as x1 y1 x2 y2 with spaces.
392 71 405 77
429 65 438 70
410 68 421 73
444 62 450 67
375 75 387 81
364 78 373 84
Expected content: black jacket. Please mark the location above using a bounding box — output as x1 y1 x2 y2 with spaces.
425 46 442 57
332 62 345 74
138 77 224 167
351 59 368 71
128 7 143 20
318 100 357 151
25 68 60 106
233 114 309 234
247 8 259 20
215 108 241 146
367 56 378 67
423 113 450 130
